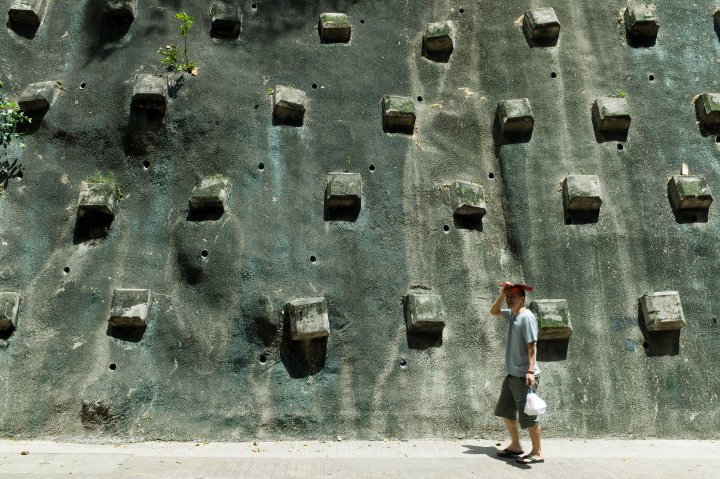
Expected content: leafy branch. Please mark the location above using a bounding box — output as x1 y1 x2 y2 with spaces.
0 81 30 151
159 12 196 74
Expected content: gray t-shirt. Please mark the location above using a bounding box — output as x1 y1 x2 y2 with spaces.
501 308 541 377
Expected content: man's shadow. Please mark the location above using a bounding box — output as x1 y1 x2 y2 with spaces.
461 444 528 469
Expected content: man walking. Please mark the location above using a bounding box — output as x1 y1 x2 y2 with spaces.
489 282 544 464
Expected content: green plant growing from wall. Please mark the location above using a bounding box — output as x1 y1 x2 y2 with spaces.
159 12 196 74
0 81 30 188
0 81 30 151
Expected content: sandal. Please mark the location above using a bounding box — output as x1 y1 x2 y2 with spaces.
516 455 544 464
496 448 524 458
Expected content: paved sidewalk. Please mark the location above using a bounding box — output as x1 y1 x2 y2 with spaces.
0 439 718 478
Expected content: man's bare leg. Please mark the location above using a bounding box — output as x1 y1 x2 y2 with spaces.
501 418 523 452
526 424 543 459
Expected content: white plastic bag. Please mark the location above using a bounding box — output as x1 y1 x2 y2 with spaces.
524 391 547 416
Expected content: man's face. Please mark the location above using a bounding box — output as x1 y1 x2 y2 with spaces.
505 287 524 309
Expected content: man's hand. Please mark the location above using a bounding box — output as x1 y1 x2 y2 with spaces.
525 372 535 387
489 284 510 317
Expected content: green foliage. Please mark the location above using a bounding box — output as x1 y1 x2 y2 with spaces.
159 44 180 70
85 171 124 199
616 90 627 98
159 12 196 73
0 81 31 151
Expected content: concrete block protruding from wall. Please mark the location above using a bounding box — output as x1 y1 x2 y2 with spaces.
450 181 486 222
523 7 560 44
563 175 602 224
8 0 45 27
18 81 61 114
382 95 415 134
189 177 231 217
592 97 631 139
529 299 573 340
318 13 351 43
77 183 117 220
496 98 534 140
131 74 168 114
624 3 659 41
106 0 136 25
109 289 151 328
639 291 686 332
285 297 330 340
210 3 241 38
403 290 446 334
563 175 602 212
694 93 720 133
423 21 454 59
325 172 362 221
0 292 21 332
563 175 602 211
272 85 307 126
668 176 713 212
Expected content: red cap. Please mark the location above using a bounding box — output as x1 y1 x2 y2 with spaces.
498 282 534 292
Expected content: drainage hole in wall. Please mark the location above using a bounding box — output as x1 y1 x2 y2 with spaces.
617 143 624 151
312 83 318 89
713 316 717 324
488 172 495 179
417 96 423 102
251 3 257 10
254 104 259 109
258 162 265 171
79 82 86 89
443 224 450 233
459 8 465 14
309 255 317 264
109 363 116 371
17 171 23 179
360 19 365 24
142 160 150 169
201 250 209 258
369 164 376 172
259 354 267 365
399 358 407 368
63 266 70 274
648 74 655 81
550 72 557 79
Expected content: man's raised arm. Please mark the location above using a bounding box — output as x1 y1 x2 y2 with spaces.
489 287 507 317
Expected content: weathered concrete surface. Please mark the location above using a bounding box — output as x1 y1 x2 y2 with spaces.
0 439 718 478
0 0 719 441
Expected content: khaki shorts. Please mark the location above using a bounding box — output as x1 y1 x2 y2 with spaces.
494 374 541 429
